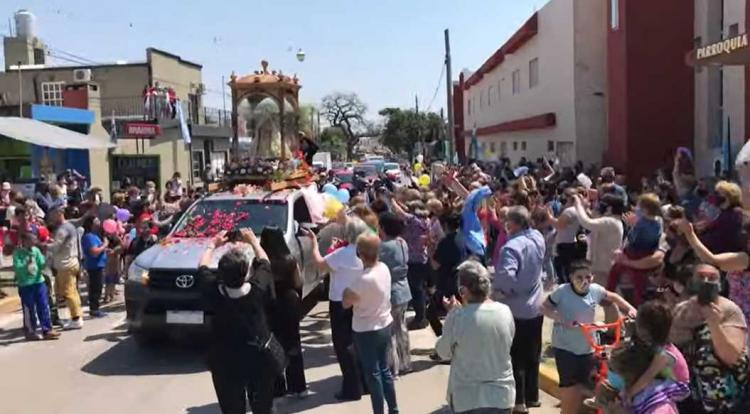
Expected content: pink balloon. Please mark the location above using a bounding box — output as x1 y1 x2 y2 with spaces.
102 219 118 235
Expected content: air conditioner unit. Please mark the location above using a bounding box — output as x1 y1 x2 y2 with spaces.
73 68 92 83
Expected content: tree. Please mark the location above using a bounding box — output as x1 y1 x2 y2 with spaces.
379 107 445 160
320 93 369 160
318 127 347 159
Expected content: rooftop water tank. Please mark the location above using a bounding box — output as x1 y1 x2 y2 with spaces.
14 9 36 39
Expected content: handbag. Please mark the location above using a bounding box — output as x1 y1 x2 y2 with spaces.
219 284 288 377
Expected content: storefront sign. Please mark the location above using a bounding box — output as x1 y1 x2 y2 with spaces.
124 122 161 137
111 155 160 189
696 34 749 60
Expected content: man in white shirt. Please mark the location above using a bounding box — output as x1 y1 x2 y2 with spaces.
310 217 370 401
344 233 399 414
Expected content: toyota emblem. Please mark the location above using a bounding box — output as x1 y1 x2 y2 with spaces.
175 274 195 289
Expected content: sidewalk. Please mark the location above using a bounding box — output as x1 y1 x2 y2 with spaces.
0 267 19 315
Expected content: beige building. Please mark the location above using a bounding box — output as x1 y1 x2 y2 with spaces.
693 0 747 177
461 0 607 166
0 22 230 198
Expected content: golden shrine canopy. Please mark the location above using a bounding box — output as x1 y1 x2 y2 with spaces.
230 60 300 89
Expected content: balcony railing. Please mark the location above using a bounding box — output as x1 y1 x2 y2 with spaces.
100 96 229 127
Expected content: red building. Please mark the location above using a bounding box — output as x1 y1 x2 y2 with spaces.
605 0 695 182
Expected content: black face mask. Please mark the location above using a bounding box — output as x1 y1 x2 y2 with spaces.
696 188 709 198
715 195 727 207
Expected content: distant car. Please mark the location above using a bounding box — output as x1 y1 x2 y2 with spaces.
384 162 401 181
125 188 323 345
354 163 378 179
332 168 354 190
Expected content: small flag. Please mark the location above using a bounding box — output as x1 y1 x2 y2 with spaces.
109 111 117 143
176 100 191 145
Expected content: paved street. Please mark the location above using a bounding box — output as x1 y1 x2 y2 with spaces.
0 301 558 414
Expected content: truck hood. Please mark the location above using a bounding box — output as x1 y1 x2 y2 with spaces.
134 238 254 270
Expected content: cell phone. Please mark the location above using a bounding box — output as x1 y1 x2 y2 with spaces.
697 281 720 305
225 229 242 243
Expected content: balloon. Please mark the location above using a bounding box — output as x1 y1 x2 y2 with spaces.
335 188 350 204
513 166 529 178
418 174 431 188
416 154 424 163
577 173 593 189
322 194 344 220
116 208 131 222
323 183 338 195
102 219 118 235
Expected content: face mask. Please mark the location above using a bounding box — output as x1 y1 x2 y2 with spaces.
714 195 727 207
686 278 701 295
635 207 643 218
696 189 708 198
606 371 626 392
697 280 720 305
572 279 590 295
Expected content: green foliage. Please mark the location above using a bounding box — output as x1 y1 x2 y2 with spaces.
319 127 347 159
378 108 445 158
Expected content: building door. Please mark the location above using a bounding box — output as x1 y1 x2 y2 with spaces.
210 151 227 175
556 141 575 166
111 155 160 190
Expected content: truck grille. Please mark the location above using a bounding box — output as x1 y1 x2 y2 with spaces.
148 270 202 290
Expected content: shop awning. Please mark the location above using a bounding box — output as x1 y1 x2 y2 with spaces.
687 33 750 66
0 117 115 149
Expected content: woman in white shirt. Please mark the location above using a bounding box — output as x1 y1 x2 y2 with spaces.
310 217 371 401
436 260 516 414
572 193 624 286
343 233 399 414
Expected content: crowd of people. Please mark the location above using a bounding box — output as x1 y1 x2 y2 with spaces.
2 170 200 339
6 143 750 414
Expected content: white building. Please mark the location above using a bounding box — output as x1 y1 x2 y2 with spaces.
461 0 607 166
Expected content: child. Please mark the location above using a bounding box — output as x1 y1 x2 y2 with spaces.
540 260 637 414
585 301 690 414
13 232 60 341
103 235 123 303
626 301 690 413
607 193 663 306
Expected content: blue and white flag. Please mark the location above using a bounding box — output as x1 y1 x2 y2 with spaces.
109 111 117 143
175 100 191 145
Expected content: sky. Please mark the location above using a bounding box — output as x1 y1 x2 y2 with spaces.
0 0 545 118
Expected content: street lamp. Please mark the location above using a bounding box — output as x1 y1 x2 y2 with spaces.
296 48 306 62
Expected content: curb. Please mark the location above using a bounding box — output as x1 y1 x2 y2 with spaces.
0 295 20 315
538 362 560 399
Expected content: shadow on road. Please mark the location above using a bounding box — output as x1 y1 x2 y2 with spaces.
81 337 208 376
185 403 220 414
0 326 26 347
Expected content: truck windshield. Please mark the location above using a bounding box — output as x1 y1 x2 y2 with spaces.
172 200 288 237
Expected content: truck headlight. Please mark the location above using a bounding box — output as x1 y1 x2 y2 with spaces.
128 263 149 286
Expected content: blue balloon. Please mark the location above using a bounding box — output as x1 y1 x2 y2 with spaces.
513 166 529 178
323 183 338 195
335 188 350 204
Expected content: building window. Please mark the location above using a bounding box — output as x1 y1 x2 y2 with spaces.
192 150 205 180
521 141 527 151
490 142 496 153
497 80 502 102
513 141 518 151
512 70 521 95
488 86 494 107
480 90 485 110
41 81 65 106
529 58 539 89
610 0 619 30
468 98 472 115
500 141 507 156
547 140 555 152
729 23 739 37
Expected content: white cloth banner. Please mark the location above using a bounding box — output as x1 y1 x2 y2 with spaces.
175 100 191 145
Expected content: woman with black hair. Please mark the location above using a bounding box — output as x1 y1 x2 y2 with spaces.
200 229 282 414
260 226 308 398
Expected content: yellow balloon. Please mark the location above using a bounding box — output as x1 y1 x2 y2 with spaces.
322 195 344 220
418 174 431 187
414 162 423 173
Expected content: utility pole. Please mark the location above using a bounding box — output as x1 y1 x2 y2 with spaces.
221 75 227 127
444 29 455 165
415 94 422 158
17 61 22 117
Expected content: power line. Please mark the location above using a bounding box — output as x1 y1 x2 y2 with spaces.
425 62 445 113
48 47 101 65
